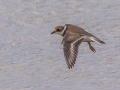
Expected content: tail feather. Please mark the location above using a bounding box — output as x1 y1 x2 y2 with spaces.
99 40 105 44
91 37 105 44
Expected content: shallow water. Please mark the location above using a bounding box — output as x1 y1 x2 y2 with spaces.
0 0 120 90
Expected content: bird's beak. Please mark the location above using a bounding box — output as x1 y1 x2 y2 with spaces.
51 31 55 34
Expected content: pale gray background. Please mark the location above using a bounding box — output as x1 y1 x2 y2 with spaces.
0 0 120 90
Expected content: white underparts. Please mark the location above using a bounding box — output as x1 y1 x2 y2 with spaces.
90 37 99 43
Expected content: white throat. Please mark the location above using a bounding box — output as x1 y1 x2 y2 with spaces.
62 26 67 35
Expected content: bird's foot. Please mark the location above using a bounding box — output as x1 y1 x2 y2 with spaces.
90 46 96 53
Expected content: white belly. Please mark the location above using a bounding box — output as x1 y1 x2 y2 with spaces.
82 36 94 42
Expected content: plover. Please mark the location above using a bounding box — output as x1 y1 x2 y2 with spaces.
51 24 105 69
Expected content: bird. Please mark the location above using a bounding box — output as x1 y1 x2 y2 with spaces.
51 24 105 69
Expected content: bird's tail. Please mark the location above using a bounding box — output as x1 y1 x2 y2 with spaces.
91 37 105 44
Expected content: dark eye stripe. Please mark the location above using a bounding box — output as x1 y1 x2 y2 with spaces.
57 29 60 31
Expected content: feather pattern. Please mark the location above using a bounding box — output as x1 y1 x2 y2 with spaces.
51 24 105 69
63 34 84 69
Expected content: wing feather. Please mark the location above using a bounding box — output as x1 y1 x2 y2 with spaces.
62 34 84 69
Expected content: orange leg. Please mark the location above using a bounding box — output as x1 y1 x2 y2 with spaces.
88 42 96 53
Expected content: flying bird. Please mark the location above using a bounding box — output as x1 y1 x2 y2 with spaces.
51 24 105 69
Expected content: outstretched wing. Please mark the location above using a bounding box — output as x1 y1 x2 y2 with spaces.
62 34 84 69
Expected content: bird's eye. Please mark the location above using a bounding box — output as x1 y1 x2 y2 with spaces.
57 29 60 32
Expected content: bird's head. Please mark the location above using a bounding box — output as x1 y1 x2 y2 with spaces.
51 26 67 36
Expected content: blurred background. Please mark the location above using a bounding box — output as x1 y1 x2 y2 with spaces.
0 0 120 90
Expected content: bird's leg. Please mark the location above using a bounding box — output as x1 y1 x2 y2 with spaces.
88 42 96 53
